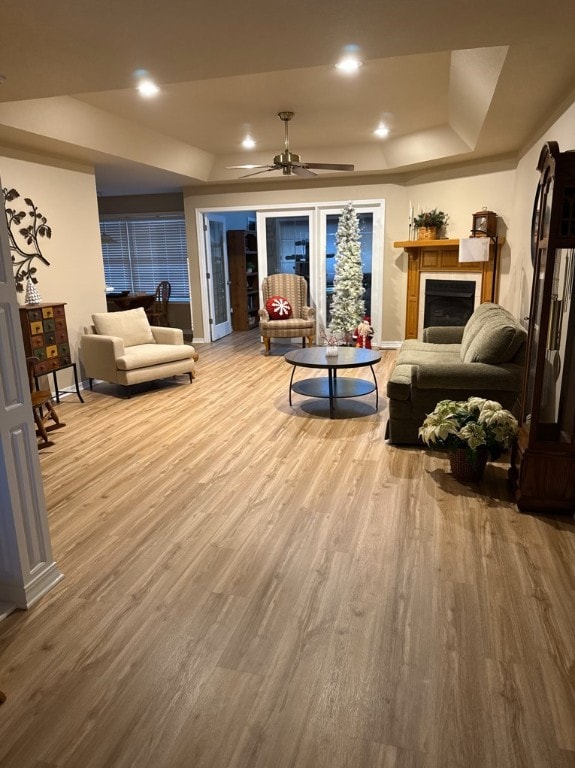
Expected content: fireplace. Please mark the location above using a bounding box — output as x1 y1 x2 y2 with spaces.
396 238 499 339
423 279 475 328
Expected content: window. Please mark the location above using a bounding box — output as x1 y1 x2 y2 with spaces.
100 216 190 301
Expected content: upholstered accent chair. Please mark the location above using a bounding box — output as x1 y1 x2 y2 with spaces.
80 307 197 396
258 273 315 355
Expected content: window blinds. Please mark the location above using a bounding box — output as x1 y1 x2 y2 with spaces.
100 216 190 302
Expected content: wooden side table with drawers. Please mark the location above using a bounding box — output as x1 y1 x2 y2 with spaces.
19 302 84 403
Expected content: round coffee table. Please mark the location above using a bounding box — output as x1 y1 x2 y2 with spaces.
285 347 381 418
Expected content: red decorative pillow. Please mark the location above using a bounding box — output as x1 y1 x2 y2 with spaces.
266 295 292 320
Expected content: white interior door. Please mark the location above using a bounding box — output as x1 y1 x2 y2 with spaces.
204 214 232 340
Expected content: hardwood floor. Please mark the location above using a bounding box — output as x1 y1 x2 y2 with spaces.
1 330 574 768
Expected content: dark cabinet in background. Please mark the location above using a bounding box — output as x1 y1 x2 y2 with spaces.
227 230 260 331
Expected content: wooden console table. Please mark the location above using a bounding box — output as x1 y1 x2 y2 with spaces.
394 238 503 339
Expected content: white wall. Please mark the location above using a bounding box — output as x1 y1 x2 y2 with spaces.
184 182 407 342
510 102 575 323
0 151 107 387
184 170 518 342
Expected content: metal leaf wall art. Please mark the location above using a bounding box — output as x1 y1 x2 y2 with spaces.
2 186 52 292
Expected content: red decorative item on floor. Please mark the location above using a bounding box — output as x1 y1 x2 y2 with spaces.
353 316 374 349
265 295 292 320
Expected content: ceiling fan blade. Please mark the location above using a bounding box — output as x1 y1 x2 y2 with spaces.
292 165 316 178
226 164 272 170
304 162 355 172
240 167 279 178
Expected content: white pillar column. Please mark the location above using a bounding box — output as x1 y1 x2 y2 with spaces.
0 181 63 616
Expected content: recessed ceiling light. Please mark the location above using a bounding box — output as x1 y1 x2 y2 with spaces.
374 125 390 138
336 56 363 73
242 136 256 149
137 79 159 97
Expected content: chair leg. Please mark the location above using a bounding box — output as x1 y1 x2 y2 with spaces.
263 338 271 355
89 378 94 391
188 372 193 383
307 335 314 348
45 401 65 430
33 410 54 449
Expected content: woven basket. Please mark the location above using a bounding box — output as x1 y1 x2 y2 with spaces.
448 448 489 482
418 226 438 240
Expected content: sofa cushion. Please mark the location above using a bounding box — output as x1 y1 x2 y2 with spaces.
460 303 510 359
398 340 461 367
462 318 526 364
116 343 195 371
92 307 155 347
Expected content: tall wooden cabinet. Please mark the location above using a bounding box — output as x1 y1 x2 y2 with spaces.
227 230 260 331
509 142 575 512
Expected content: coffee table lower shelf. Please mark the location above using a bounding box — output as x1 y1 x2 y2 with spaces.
290 376 378 418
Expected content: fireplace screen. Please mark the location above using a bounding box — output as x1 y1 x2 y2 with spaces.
423 279 475 328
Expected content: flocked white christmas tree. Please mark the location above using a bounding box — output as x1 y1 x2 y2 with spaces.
329 202 365 340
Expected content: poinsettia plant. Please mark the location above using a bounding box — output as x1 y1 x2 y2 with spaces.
413 208 448 228
419 397 518 460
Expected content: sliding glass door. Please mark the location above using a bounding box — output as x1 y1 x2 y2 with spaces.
198 201 384 344
256 211 313 282
316 204 382 337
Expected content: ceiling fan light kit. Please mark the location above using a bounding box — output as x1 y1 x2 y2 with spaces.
227 112 354 178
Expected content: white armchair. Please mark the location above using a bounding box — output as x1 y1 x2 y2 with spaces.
80 307 197 396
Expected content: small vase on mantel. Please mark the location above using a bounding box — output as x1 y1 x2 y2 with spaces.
25 278 42 305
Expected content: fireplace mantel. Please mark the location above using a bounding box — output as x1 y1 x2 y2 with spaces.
394 238 503 339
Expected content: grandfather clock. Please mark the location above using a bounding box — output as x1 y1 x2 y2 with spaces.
509 142 575 512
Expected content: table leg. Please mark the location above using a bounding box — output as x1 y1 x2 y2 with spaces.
370 365 379 410
328 369 335 419
48 364 84 404
52 371 60 403
288 366 296 407
72 363 85 403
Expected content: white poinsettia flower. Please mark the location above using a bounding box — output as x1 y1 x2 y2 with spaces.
480 400 503 413
479 409 518 429
467 397 487 410
459 422 487 449
419 413 459 444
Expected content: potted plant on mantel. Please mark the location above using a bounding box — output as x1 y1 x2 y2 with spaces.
413 208 449 240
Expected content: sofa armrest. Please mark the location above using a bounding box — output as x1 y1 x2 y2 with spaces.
422 325 465 343
151 326 184 345
414 362 522 391
80 334 125 381
258 307 270 321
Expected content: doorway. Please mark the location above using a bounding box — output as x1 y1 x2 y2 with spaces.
196 200 384 344
203 214 232 340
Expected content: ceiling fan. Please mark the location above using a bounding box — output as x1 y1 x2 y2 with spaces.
227 111 354 178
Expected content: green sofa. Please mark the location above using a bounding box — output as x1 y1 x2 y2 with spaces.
386 303 527 445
